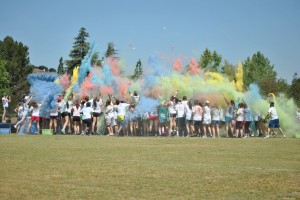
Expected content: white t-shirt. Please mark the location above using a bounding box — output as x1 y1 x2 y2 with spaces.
268 107 278 120
168 101 176 114
72 105 81 117
2 97 8 108
236 108 244 121
93 100 102 113
175 103 185 118
117 103 130 116
29 105 41 117
211 108 220 121
181 100 188 108
185 105 193 120
203 106 211 120
192 105 202 121
82 107 93 120
106 105 114 119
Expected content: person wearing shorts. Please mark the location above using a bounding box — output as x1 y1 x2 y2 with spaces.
72 101 81 135
192 100 203 137
175 99 185 136
235 103 244 138
211 103 220 138
81 102 93 135
224 96 235 137
149 108 159 136
49 100 59 134
243 104 252 138
2 93 10 123
105 99 115 136
265 102 286 138
158 103 169 136
202 101 212 138
26 101 42 134
184 100 194 137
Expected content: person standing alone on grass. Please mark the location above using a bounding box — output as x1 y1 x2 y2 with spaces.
2 93 11 123
264 102 286 138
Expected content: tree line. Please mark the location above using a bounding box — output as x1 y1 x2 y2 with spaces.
0 27 299 115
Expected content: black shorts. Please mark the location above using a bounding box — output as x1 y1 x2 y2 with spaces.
73 116 80 122
83 119 92 127
62 112 70 118
236 121 243 129
176 117 185 127
194 120 202 126
170 113 177 118
50 116 57 120
3 106 8 110
93 112 101 117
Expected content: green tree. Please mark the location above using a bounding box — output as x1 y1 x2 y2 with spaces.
57 57 65 74
131 59 143 80
0 36 33 111
38 65 48 72
105 42 119 59
49 68 57 73
200 48 222 72
0 60 10 95
221 60 236 82
243 51 277 93
290 73 300 107
66 27 90 74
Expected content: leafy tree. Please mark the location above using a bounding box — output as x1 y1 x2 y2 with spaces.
290 73 300 107
57 57 64 74
200 48 222 72
66 27 90 74
243 51 277 92
38 65 48 72
0 36 33 111
105 42 119 59
221 60 236 82
0 60 10 95
49 68 57 73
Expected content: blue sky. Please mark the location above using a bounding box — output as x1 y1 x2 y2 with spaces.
1 0 299 83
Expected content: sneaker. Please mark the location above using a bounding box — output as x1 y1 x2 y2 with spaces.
202 135 207 138
273 132 278 137
283 135 286 138
61 129 65 134
264 135 269 138
14 125 17 129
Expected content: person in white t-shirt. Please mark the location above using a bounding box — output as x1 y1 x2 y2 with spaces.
264 102 286 138
211 103 221 138
175 99 185 136
184 100 194 137
105 99 115 136
2 93 11 123
235 103 244 138
91 96 103 134
202 101 212 138
71 101 81 135
192 100 203 137
26 101 42 134
81 101 93 135
116 99 130 136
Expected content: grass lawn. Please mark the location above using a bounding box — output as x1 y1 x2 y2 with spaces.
0 135 299 200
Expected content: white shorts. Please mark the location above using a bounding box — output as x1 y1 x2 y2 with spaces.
106 116 114 126
203 118 211 124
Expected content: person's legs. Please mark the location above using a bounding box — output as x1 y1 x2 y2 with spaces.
2 109 7 122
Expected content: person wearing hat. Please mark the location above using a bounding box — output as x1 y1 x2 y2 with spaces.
2 93 11 123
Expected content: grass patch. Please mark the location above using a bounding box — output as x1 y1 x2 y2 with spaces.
0 135 299 199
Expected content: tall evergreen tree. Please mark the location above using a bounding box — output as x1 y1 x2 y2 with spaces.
105 42 119 59
131 59 143 80
57 57 64 75
66 27 90 74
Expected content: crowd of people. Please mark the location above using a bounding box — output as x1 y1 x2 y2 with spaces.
2 90 292 138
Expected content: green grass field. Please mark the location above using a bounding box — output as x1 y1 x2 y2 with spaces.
0 135 299 200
